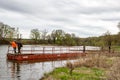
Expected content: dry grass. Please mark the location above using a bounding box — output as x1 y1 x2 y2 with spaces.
106 57 120 80
66 52 120 79
66 52 113 69
41 51 120 80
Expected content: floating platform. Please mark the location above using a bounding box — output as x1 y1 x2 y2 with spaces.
7 53 86 61
7 46 87 61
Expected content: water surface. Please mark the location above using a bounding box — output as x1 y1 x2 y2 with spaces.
0 45 76 80
0 45 100 80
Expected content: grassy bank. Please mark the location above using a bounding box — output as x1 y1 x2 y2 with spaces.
113 46 120 52
42 67 105 80
41 52 120 80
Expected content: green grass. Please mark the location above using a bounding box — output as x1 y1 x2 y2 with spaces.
43 67 105 80
112 46 120 52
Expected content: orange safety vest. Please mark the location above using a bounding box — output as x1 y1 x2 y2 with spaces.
11 41 17 48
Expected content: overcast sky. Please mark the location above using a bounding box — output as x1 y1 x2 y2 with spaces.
0 0 120 38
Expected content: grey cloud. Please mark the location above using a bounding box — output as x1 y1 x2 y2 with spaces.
81 25 106 31
50 17 74 23
1 0 120 16
102 18 120 21
0 0 50 15
1 0 120 21
0 0 30 13
75 7 120 15
50 0 120 15
0 0 119 38
62 25 106 37
67 28 102 37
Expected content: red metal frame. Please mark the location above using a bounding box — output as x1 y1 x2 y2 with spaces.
7 46 86 61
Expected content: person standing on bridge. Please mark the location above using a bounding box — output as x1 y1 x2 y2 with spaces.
10 40 17 53
16 39 23 54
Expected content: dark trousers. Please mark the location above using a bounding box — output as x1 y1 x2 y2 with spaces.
18 47 21 53
13 47 16 53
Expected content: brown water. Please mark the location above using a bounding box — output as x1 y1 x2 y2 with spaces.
0 45 72 80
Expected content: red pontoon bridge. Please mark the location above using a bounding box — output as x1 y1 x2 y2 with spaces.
7 45 86 61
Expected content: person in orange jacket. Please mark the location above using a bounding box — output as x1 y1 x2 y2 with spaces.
10 40 17 53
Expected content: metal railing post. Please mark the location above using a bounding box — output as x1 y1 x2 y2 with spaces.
43 47 45 54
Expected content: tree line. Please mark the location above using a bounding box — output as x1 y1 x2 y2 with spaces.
29 29 77 46
0 22 120 53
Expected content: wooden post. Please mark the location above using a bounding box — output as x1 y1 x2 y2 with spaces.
83 45 85 53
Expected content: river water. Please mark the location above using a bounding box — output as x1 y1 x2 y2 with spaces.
0 45 76 80
0 45 100 80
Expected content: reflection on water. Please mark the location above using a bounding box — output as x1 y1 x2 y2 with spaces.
0 45 75 80
7 59 71 80
7 59 68 80
10 62 20 80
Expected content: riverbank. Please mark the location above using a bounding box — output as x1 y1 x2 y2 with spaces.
41 52 120 80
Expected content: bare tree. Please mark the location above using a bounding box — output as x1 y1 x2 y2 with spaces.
41 29 48 40
51 29 65 44
103 31 112 53
0 22 16 39
30 28 40 41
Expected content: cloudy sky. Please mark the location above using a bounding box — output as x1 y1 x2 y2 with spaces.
0 0 120 38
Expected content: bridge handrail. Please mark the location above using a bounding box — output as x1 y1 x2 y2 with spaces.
8 46 84 54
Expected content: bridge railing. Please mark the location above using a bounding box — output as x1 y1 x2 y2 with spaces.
8 45 100 54
8 45 84 54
